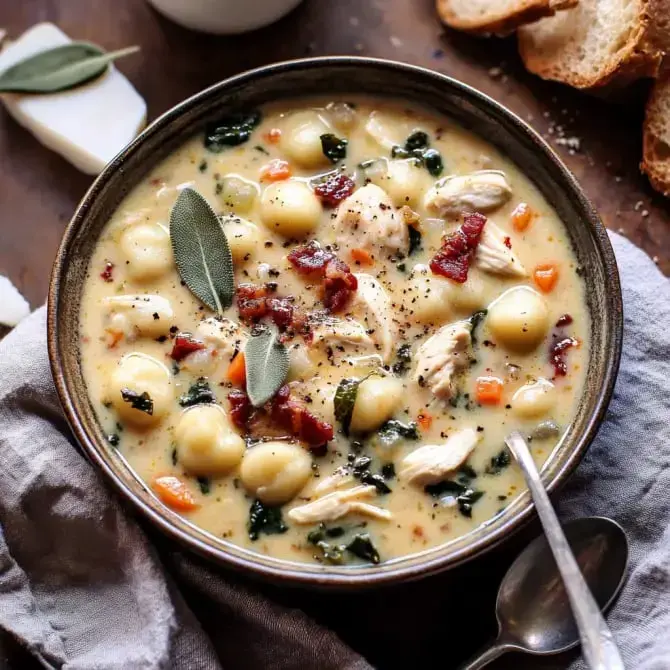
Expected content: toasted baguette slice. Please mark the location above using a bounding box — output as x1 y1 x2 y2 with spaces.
437 0 577 35
518 0 668 90
642 74 670 195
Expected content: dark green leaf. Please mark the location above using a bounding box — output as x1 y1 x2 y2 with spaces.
320 133 348 163
485 449 511 475
405 131 429 151
391 146 409 159
423 149 443 177
408 226 422 256
459 463 478 480
197 477 211 495
0 43 139 94
469 309 488 346
314 540 346 564
346 534 380 564
373 419 419 449
120 389 153 415
204 110 261 152
424 480 485 518
170 187 235 313
359 471 392 494
381 463 396 479
107 433 120 447
179 378 217 407
244 325 289 407
392 343 412 375
248 500 287 541
334 377 362 435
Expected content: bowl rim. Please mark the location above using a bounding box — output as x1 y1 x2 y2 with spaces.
48 56 623 588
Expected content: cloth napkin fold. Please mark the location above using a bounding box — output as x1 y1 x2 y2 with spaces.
0 231 668 670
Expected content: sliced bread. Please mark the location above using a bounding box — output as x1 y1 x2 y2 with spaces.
642 74 670 195
518 0 669 90
436 0 578 35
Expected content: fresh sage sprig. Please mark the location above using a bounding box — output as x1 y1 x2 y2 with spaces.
0 42 140 94
170 187 235 314
244 325 289 407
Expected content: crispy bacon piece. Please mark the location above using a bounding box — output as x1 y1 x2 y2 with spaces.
555 313 573 327
228 389 252 430
100 262 114 283
170 333 206 361
430 212 487 283
550 336 578 377
236 283 269 322
236 283 300 333
313 173 356 208
287 241 357 312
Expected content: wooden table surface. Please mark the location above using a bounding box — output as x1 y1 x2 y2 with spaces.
0 2 665 668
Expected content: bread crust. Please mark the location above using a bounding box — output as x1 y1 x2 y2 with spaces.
518 0 669 90
436 0 578 36
642 74 670 195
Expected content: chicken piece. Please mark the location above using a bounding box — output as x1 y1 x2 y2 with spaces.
475 221 527 277
400 428 480 485
350 273 395 363
196 317 247 357
287 485 392 524
309 316 377 362
102 294 173 340
364 110 403 151
413 320 472 399
334 184 408 257
424 170 512 218
312 467 356 495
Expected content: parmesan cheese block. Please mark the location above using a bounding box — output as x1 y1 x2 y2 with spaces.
0 23 146 174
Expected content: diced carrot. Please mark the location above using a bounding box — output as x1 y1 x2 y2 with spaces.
152 475 199 512
260 159 291 182
227 352 246 386
533 263 559 293
417 412 433 429
265 128 282 144
511 202 533 231
105 328 123 349
475 376 504 405
350 248 374 265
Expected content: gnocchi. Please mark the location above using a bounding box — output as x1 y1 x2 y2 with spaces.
120 222 173 282
220 215 260 261
512 378 557 418
369 158 429 207
260 180 322 238
281 111 332 168
487 286 549 352
349 376 403 434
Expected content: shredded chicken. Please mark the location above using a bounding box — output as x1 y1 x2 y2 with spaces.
334 184 408 256
364 110 403 151
313 468 356 495
350 273 395 363
102 294 173 340
288 485 392 524
196 317 247 357
475 222 527 277
413 320 472 399
424 170 512 218
309 316 376 362
400 428 480 485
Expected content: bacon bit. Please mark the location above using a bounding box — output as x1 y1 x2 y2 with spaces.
228 389 252 429
503 236 512 249
511 202 533 231
149 177 164 187
550 337 578 377
100 262 114 283
236 283 269 322
288 241 357 312
236 283 302 332
152 475 199 512
265 128 282 144
430 213 487 283
533 263 559 293
412 525 425 539
556 313 573 327
260 159 291 182
350 248 374 266
313 173 356 207
417 413 433 430
170 333 206 361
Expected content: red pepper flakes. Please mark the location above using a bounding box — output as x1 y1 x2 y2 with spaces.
313 173 356 208
170 333 206 361
550 336 578 376
429 213 487 283
555 313 573 327
503 236 512 249
100 262 114 283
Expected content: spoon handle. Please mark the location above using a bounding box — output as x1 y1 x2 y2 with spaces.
505 431 625 670
458 640 513 670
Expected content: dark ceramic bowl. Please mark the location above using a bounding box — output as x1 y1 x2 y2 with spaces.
48 57 622 588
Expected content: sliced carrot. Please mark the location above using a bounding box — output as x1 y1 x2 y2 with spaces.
417 412 433 430
475 376 504 405
227 352 246 386
152 475 199 512
533 263 559 293
265 128 282 144
350 247 374 265
511 202 533 231
260 159 291 182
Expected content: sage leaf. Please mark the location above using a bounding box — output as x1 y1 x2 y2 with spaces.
170 187 234 313
244 325 289 407
0 43 140 94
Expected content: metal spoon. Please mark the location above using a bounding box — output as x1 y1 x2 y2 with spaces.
461 433 628 670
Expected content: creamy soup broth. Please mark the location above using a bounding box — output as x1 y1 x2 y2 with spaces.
80 97 588 566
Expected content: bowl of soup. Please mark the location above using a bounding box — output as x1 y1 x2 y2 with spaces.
48 58 622 587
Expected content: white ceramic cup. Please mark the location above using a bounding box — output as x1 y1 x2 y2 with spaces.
147 0 304 34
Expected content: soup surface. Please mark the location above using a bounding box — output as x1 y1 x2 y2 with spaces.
80 97 588 566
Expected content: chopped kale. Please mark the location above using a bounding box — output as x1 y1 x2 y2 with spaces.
248 500 288 541
307 524 346 545
392 132 444 177
404 131 429 151
320 133 348 163
458 489 485 518
334 377 366 434
469 310 488 346
381 463 396 479
325 526 345 539
314 540 345 564
422 149 443 177
485 449 511 475
408 226 422 256
197 477 211 495
204 110 261 152
458 463 478 480
425 480 485 518
358 471 392 494
179 378 217 407
392 343 413 375
351 455 372 472
198 159 208 172
120 388 153 415
373 419 419 449
107 433 120 447
346 533 380 564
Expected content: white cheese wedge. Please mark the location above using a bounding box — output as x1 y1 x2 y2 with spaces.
0 276 30 327
0 23 146 175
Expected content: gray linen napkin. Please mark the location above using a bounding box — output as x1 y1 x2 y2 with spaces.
0 231 667 670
